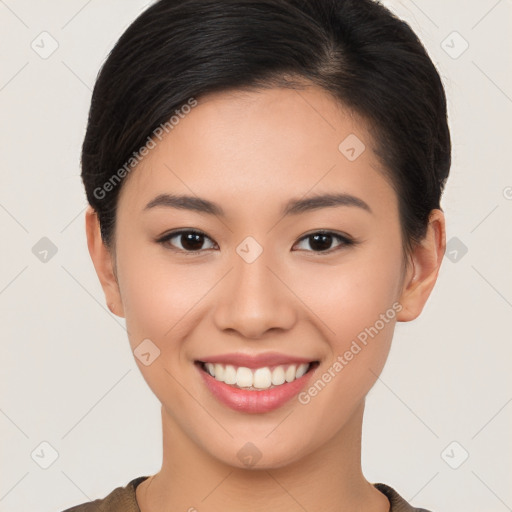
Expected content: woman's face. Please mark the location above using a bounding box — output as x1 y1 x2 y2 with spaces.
96 86 419 468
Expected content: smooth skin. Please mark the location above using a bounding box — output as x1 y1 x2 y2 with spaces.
86 85 445 512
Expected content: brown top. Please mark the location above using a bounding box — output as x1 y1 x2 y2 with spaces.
61 476 432 511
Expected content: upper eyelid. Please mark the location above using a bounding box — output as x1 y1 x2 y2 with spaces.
160 229 218 248
158 229 351 241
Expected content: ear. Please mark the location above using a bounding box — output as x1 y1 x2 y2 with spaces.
396 209 446 322
85 206 125 318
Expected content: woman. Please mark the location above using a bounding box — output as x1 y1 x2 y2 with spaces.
64 0 450 510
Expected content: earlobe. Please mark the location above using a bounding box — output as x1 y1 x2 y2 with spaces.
396 209 446 322
85 206 125 318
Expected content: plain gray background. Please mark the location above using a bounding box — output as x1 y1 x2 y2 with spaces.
1 1 511 511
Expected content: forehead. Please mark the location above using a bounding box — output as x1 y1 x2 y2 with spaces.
117 86 395 218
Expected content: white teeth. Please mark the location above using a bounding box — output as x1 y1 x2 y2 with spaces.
285 365 296 382
253 368 272 389
296 363 309 378
271 366 285 386
214 363 224 381
213 364 225 381
224 364 237 385
202 362 313 390
236 367 253 388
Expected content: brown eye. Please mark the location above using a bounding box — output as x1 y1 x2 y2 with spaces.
158 230 216 252
293 231 354 253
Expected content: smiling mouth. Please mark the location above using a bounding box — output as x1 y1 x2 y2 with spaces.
195 360 320 391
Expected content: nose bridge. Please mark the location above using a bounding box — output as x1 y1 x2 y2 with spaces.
234 235 276 296
212 235 296 338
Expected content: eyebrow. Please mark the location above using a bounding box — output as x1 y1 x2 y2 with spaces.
143 192 372 217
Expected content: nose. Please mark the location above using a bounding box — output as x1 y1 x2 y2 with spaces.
212 244 297 339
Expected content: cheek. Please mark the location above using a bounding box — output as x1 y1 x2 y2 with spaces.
116 244 208 348
288 241 403 409
114 249 205 411
293 248 403 344
291 259 402 445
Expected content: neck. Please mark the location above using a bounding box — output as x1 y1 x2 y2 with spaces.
136 400 389 512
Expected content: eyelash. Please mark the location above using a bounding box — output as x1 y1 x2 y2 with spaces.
156 229 358 256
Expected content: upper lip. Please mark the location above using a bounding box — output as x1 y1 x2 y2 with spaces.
196 352 318 369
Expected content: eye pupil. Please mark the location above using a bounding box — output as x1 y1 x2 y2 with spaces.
181 233 204 251
310 234 332 251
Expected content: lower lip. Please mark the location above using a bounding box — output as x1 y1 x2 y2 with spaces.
196 363 317 413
